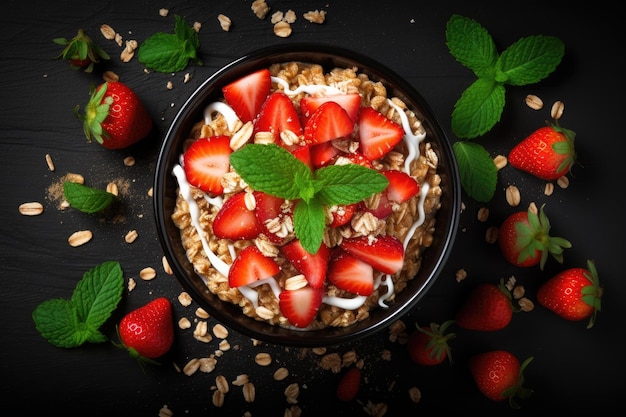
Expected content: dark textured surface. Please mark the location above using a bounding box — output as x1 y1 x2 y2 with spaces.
1 1 622 414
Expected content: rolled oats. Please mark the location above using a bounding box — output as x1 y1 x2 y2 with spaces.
183 358 200 376
106 182 119 196
162 256 173 274
254 352 272 366
505 185 521 207
557 175 569 189
251 0 270 19
408 386 422 403
243 382 256 402
158 405 173 417
212 323 229 339
178 317 192 329
139 267 156 280
216 375 229 393
68 230 92 247
232 374 249 386
212 389 225 407
284 383 300 404
551 100 564 120
217 14 232 31
485 226 498 244
19 202 44 216
303 10 327 24
455 268 467 282
45 153 55 171
199 357 217 373
100 24 116 40
273 21 292 37
524 94 543 110
493 154 507 170
178 291 193 306
195 307 209 319
273 367 289 380
124 229 138 243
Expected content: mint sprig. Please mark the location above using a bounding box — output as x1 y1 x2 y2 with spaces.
32 261 124 348
230 144 389 254
138 15 202 73
445 14 565 202
63 181 118 214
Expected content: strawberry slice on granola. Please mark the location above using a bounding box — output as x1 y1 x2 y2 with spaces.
228 246 281 287
327 249 375 296
357 107 405 160
300 93 361 124
282 239 331 289
340 234 405 274
213 191 261 240
279 286 324 328
253 91 303 142
182 135 232 195
222 68 271 123
304 101 355 144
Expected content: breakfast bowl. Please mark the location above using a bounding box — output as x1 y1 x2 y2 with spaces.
154 43 461 347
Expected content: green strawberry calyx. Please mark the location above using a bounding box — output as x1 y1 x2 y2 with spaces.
515 204 572 269
415 320 456 365
546 119 577 176
581 259 603 329
53 28 110 73
74 82 113 145
112 325 161 373
502 356 534 409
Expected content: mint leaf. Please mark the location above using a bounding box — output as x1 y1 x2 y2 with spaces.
453 141 497 202
496 35 564 86
315 164 388 205
294 198 326 254
451 78 506 139
33 298 84 348
446 14 498 80
63 181 118 214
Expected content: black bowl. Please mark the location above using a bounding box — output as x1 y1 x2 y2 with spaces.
154 43 461 347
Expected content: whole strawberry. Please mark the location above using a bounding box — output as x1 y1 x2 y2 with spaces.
116 297 174 366
407 320 455 365
455 279 516 331
53 28 110 73
508 120 576 181
498 204 571 270
75 81 153 149
468 350 533 409
537 259 602 328
336 367 361 402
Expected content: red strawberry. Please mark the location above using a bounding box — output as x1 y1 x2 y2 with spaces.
328 203 357 228
336 367 361 402
213 191 261 240
498 204 571 270
253 91 303 141
279 286 323 328
508 121 576 181
75 81 153 149
357 106 404 161
183 135 232 195
290 144 313 169
407 320 455 366
116 297 174 364
327 249 374 296
222 68 271 123
382 170 420 203
53 28 110 72
303 101 355 145
228 245 280 287
310 141 342 168
282 239 331 289
468 350 534 409
339 234 404 274
300 93 361 123
536 259 602 328
455 280 516 331
253 191 292 243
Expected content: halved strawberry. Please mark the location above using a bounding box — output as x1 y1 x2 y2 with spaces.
382 170 420 203
340 235 405 274
327 249 374 296
342 150 374 168
310 141 342 168
282 240 331 289
253 91 303 142
213 191 261 240
304 101 355 145
183 135 231 195
328 203 357 227
253 191 292 244
300 93 361 124
279 286 324 328
228 245 280 288
357 107 404 160
359 193 393 219
222 68 271 123
290 144 313 170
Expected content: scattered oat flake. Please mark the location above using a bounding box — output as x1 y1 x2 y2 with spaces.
45 154 55 171
140 267 156 280
159 8 169 17
19 202 44 216
68 230 92 247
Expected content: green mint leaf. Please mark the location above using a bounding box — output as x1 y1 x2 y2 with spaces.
293 198 326 254
315 164 388 205
33 298 84 348
230 144 312 200
451 78 506 139
63 181 117 214
496 35 565 86
175 15 200 50
453 141 497 202
445 14 498 79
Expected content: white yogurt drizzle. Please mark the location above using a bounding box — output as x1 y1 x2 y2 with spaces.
172 80 431 313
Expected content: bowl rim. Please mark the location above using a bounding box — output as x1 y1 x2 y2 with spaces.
154 43 462 347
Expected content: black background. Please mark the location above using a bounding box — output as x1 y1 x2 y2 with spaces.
1 1 622 415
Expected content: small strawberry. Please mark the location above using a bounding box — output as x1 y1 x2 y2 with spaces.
357 106 404 161
455 279 517 331
536 259 602 328
222 68 271 123
300 93 362 124
304 101 355 145
75 81 153 149
183 135 232 195
228 245 281 287
336 367 361 402
282 239 331 289
508 120 576 181
327 249 374 296
279 286 323 328
115 297 174 368
53 28 110 72
498 204 571 270
339 234 405 274
407 320 455 366
253 91 303 142
468 350 533 409
213 191 261 240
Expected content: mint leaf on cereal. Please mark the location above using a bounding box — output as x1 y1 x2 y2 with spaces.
63 181 118 214
138 15 202 73
32 261 124 348
230 143 388 254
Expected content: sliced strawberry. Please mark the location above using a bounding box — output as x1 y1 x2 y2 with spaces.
290 144 313 170
340 235 405 274
213 191 261 240
327 249 374 296
183 135 231 195
310 141 342 168
304 101 355 145
253 191 292 244
382 170 420 203
359 193 393 219
279 286 324 328
357 107 404 160
300 93 361 124
228 245 281 288
282 240 331 289
222 68 271 123
253 91 303 142
328 203 357 228
342 150 374 168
